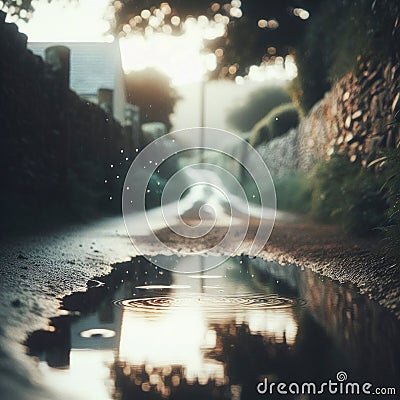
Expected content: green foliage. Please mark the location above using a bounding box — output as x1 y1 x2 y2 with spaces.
66 163 107 218
310 154 387 236
249 103 299 147
291 0 400 113
274 154 390 237
226 86 291 133
125 68 178 131
274 171 312 214
378 147 400 260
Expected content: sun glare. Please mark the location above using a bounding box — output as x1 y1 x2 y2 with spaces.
14 0 113 42
120 31 206 86
120 15 226 86
13 0 297 87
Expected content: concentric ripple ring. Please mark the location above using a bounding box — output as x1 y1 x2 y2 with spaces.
114 294 306 313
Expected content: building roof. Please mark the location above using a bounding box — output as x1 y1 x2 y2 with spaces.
28 41 124 96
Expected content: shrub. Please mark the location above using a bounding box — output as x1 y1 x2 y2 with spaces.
274 171 312 214
310 154 387 236
290 0 400 113
226 86 291 133
273 154 390 237
377 146 400 260
249 103 299 148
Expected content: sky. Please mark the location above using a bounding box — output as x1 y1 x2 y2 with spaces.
10 0 297 131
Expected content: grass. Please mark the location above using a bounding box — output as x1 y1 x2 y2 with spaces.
274 172 312 214
274 154 389 237
249 103 299 148
374 146 400 260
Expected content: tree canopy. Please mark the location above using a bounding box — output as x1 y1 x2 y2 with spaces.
4 0 399 111
4 0 313 77
125 68 178 130
226 85 291 133
114 0 312 78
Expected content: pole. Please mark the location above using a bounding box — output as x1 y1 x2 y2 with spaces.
200 79 206 164
200 79 206 288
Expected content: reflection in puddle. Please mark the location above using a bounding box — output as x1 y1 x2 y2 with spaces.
27 256 400 400
80 329 116 339
115 294 302 313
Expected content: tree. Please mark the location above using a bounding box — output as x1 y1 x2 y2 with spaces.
2 1 314 82
125 68 178 130
1 0 33 21
226 86 291 133
7 0 399 112
113 0 311 77
289 0 400 112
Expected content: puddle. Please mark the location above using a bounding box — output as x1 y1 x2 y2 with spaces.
27 256 400 399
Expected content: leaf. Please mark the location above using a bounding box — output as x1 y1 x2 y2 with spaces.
367 156 387 168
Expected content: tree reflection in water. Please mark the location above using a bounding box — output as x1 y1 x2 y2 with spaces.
26 256 400 400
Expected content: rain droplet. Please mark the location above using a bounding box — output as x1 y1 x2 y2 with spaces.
109 196 113 200
117 175 120 179
126 187 130 190
104 180 108 183
110 164 114 168
120 149 124 153
135 148 139 152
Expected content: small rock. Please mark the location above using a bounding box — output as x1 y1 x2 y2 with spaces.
11 299 21 307
345 115 352 129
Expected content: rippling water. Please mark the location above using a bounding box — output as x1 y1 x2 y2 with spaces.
114 293 304 314
26 256 400 400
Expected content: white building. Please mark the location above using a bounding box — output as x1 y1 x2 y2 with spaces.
29 41 127 123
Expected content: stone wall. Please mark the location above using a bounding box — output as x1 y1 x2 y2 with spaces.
258 56 400 176
257 129 297 177
296 56 400 170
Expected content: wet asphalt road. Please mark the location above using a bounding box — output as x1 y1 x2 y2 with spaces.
0 214 399 399
0 217 135 400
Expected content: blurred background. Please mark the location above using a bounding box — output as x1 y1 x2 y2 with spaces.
0 0 399 259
